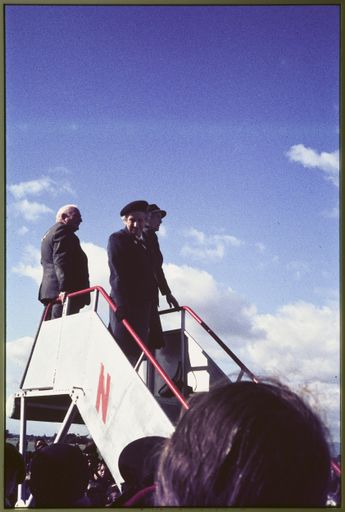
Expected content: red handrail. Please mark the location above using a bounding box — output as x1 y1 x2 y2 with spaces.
160 304 258 383
66 286 189 410
331 459 341 476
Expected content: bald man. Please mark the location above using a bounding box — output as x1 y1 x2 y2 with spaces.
38 204 90 319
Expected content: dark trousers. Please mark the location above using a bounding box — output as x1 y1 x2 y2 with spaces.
109 300 156 366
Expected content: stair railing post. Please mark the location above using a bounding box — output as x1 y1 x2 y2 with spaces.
92 288 99 312
180 308 187 393
63 296 69 316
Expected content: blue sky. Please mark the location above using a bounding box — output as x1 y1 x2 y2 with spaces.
5 5 340 441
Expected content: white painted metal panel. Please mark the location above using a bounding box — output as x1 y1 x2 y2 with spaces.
53 312 94 389
75 313 174 484
22 319 62 389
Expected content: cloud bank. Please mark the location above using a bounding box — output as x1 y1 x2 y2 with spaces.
8 174 75 223
286 144 339 187
181 228 244 262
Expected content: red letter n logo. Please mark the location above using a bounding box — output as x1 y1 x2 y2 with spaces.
96 363 111 424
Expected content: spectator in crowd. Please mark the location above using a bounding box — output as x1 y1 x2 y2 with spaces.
83 440 99 469
110 436 165 507
87 460 116 506
29 443 90 507
5 443 26 507
34 439 47 452
38 204 90 319
107 200 162 365
143 203 179 350
155 380 331 507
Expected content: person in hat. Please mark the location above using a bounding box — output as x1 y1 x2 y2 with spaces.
109 436 166 507
107 200 162 365
143 203 179 349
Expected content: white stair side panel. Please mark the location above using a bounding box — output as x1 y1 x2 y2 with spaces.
75 313 174 484
53 312 94 390
22 319 63 389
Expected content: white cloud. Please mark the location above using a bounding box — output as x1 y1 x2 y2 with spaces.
286 144 339 187
248 301 339 379
12 244 42 284
8 174 75 199
163 263 263 341
81 242 109 292
8 174 76 222
181 228 244 262
8 176 57 199
13 199 53 222
6 336 34 393
241 300 340 441
164 263 339 441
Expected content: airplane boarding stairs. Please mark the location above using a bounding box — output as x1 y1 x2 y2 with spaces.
8 286 257 503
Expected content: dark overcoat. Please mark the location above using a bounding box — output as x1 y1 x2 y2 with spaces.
38 222 90 308
143 229 171 301
107 228 164 362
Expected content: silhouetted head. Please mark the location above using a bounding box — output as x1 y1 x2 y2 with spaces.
29 443 89 507
155 380 331 507
5 443 26 501
119 436 166 488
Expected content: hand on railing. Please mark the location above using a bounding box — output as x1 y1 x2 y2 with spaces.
57 291 67 303
166 293 179 309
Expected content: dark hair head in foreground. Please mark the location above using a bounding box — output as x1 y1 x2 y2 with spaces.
29 443 89 507
155 380 331 507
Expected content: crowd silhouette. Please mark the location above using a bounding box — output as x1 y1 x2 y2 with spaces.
5 380 341 508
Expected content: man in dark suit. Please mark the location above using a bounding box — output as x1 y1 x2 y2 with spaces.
38 204 90 319
107 200 161 365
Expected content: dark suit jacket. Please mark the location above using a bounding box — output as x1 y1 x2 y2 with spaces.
143 229 171 300
107 228 157 309
38 222 90 307
107 228 165 354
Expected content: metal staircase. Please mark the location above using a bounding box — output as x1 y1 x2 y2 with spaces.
8 286 257 504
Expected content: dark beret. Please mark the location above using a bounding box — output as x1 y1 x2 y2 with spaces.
147 203 167 218
120 200 148 217
119 436 166 486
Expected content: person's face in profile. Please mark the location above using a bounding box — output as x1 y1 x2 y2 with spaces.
125 211 146 237
148 211 162 231
63 208 82 231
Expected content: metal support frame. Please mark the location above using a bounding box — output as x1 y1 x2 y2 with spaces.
53 400 78 443
17 395 27 504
